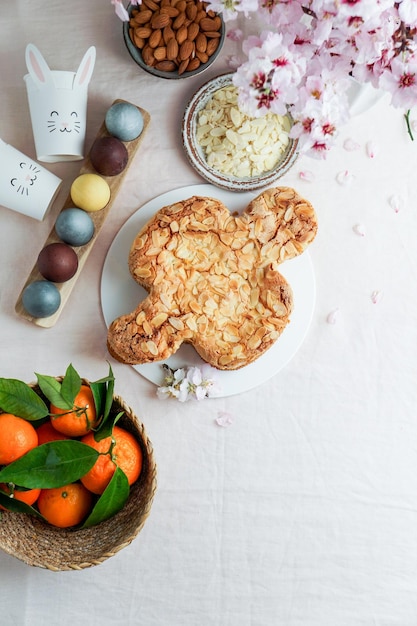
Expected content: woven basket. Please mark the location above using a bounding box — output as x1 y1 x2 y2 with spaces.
0 383 157 571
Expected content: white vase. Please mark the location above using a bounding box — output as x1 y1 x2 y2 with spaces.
347 78 385 116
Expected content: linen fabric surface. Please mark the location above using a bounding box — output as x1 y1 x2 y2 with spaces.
1 2 417 625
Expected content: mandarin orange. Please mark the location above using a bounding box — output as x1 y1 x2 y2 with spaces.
0 413 38 465
36 421 70 445
0 483 41 509
37 483 93 528
80 426 143 495
50 385 98 437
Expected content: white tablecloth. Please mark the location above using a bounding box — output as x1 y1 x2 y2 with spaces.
2 2 417 625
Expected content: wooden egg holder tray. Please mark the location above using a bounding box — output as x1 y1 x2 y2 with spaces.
15 99 150 328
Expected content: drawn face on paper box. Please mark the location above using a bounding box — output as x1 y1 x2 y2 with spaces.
24 44 96 162
0 139 61 220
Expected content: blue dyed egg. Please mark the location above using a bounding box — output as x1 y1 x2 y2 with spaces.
22 280 61 318
55 208 95 246
105 102 144 141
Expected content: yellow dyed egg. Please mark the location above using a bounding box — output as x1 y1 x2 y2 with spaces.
70 174 111 212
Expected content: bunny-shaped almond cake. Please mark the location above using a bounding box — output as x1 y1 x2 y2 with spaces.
107 187 318 370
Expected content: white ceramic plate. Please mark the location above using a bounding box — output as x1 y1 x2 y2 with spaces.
100 184 316 397
182 73 300 191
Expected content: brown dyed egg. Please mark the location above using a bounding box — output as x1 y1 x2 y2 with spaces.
90 136 129 176
37 242 78 283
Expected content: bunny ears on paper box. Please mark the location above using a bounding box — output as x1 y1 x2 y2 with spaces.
24 44 96 162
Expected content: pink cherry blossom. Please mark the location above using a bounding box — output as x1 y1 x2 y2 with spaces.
220 0 417 158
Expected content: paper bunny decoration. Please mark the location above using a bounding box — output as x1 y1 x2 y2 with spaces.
24 44 96 162
0 139 61 219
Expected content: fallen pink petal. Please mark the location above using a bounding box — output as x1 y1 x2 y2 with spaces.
215 411 234 427
326 309 340 324
353 223 366 237
389 194 403 213
336 170 355 185
226 55 243 70
371 290 383 304
299 170 315 182
227 29 243 42
343 138 361 151
366 141 377 158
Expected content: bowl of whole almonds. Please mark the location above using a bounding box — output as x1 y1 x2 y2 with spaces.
123 0 225 79
182 72 300 191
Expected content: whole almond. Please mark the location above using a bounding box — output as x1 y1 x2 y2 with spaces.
187 57 201 71
172 11 186 29
155 59 177 71
204 30 221 38
176 0 187 11
178 58 190 75
185 3 197 20
196 49 208 63
167 37 179 60
149 28 162 47
142 45 156 66
151 12 171 29
135 26 152 39
133 32 145 49
143 0 159 10
195 32 207 52
176 24 188 44
179 39 194 61
195 9 207 23
187 22 199 41
163 24 175 43
132 10 152 24
153 46 167 60
206 37 219 56
212 15 222 29
161 5 179 16
199 17 218 31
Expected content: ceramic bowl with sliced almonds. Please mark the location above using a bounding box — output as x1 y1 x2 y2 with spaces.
182 73 299 191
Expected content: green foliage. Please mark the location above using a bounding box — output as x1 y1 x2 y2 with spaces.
0 440 99 489
82 467 130 528
0 363 133 527
0 379 48 421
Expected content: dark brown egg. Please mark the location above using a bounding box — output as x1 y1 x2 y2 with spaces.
37 242 78 283
90 136 129 176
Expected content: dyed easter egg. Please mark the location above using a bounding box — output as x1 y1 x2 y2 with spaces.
90 136 128 176
55 208 95 246
70 173 111 212
105 102 144 141
22 280 61 318
37 242 78 283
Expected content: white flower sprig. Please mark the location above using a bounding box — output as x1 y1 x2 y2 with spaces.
157 364 221 402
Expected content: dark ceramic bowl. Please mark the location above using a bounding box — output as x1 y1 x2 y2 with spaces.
123 2 225 80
